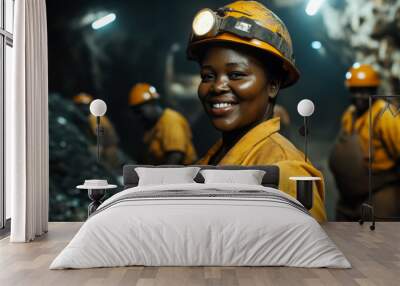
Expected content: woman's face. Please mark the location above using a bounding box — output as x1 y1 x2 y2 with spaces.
198 46 276 132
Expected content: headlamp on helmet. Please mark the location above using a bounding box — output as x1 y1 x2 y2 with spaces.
190 7 292 61
192 9 218 37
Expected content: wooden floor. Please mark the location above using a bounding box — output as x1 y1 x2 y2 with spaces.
0 222 399 286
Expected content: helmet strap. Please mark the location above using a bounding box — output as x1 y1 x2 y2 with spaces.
215 7 251 17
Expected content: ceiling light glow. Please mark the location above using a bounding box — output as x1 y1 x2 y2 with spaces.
311 41 322 50
92 13 116 30
305 0 325 16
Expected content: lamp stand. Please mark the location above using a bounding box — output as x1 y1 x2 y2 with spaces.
359 94 400 230
359 96 376 230
304 116 308 162
96 116 101 162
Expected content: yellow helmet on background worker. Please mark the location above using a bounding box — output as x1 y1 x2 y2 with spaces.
73 92 93 105
129 83 160 106
345 63 380 88
186 0 299 88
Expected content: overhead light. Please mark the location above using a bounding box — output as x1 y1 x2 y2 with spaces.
305 0 325 16
91 13 116 30
311 41 322 50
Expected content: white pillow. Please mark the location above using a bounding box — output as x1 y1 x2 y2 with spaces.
135 167 200 186
200 169 266 185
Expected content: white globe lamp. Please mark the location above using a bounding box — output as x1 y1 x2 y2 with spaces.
90 99 107 117
297 99 315 117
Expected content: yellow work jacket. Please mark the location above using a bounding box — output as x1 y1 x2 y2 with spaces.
197 118 327 222
342 99 400 171
144 108 197 165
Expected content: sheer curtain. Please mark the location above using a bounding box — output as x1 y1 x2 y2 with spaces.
7 0 48 242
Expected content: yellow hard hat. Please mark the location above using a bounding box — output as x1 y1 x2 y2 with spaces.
186 0 299 88
73 92 93 104
128 83 160 106
345 64 380 88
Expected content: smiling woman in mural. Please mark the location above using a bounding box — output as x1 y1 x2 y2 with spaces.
187 0 326 221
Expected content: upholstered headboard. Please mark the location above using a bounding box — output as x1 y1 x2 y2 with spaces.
123 165 280 189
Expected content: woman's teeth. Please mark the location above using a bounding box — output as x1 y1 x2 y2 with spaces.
212 102 233 109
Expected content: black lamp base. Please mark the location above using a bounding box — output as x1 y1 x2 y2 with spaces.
296 180 313 210
87 189 106 216
359 203 375 231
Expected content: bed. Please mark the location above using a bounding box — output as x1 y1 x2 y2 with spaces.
50 165 350 269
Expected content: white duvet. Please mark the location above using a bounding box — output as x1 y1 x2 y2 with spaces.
50 183 351 269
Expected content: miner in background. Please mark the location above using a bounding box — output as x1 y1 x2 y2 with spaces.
329 63 400 221
73 92 124 170
129 83 197 165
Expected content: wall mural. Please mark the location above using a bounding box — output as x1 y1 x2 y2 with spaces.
47 0 400 221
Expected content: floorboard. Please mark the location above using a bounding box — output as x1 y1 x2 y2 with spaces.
0 222 399 286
